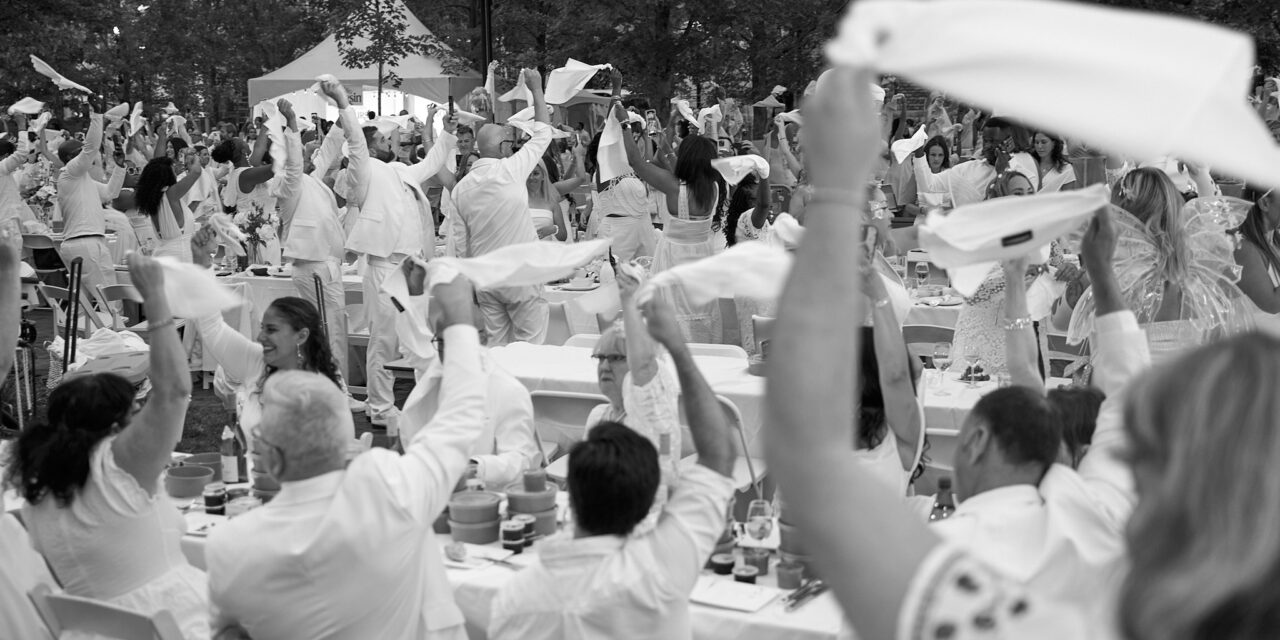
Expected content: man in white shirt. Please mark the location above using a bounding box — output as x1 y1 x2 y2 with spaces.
931 234 1146 607
57 110 126 307
452 69 553 345
489 295 738 640
913 116 1038 207
337 77 457 425
0 139 36 230
271 98 353 393
207 269 482 640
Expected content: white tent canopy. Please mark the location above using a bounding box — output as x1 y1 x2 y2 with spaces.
247 0 481 108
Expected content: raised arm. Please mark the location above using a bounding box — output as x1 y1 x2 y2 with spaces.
552 143 588 195
151 120 170 160
617 266 659 386
310 113 345 181
863 270 923 472
111 254 192 494
165 151 204 221
618 104 679 196
749 170 771 230
97 150 127 204
67 112 103 177
641 296 735 477
765 68 938 640
274 100 304 228
380 271 486 522
1002 256 1043 390
320 80 370 210
402 114 456 186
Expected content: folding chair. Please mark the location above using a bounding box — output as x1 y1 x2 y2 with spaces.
344 288 369 398
22 234 66 300
563 334 601 349
686 343 749 361
677 395 766 492
531 390 610 479
544 301 572 346
96 284 187 336
902 324 956 366
28 584 184 640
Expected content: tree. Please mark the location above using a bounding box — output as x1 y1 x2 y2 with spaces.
334 0 470 115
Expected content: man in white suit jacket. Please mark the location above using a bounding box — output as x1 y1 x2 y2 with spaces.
206 270 484 640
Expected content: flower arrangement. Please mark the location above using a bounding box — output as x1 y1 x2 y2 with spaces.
234 203 280 263
26 183 58 213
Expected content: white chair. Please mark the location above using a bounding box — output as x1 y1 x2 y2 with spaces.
903 324 956 365
344 288 370 398
96 284 188 336
545 301 572 346
563 334 601 349
35 283 109 338
677 395 766 491
530 391 610 474
28 584 185 640
686 343 749 361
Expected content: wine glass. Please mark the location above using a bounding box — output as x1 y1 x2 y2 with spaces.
745 499 774 542
915 262 931 290
932 342 953 396
963 345 981 388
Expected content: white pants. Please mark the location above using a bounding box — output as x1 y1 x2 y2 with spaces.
292 258 349 380
59 236 118 311
363 255 401 415
477 285 549 346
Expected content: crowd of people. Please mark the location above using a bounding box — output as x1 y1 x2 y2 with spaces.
3 2 1280 637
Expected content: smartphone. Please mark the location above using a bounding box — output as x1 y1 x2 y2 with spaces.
448 96 455 116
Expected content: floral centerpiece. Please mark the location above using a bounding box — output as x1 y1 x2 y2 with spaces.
234 203 280 265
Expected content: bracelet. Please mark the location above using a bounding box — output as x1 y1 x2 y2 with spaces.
1003 317 1034 331
150 318 177 331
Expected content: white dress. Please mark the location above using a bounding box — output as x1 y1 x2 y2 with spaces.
595 175 656 261
22 439 210 639
951 266 1011 375
733 213 777 355
1039 163 1078 193
530 207 556 240
150 190 193 262
651 183 722 343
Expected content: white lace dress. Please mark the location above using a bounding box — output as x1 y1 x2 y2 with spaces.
951 265 1011 375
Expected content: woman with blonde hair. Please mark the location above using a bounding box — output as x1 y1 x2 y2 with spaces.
1067 166 1251 362
526 158 576 242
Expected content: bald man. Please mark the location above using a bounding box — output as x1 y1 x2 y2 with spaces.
452 69 555 345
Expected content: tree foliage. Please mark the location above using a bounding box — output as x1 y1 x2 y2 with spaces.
1 0 1277 128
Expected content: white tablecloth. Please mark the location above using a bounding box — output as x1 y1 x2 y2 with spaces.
223 273 365 338
921 371 1072 469
903 302 961 328
488 343 766 456
177 512 854 640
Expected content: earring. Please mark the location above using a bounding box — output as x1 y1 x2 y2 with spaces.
296 343 304 366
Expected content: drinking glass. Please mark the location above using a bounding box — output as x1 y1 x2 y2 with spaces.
932 343 953 396
745 499 774 541
963 345 981 388
915 262 931 289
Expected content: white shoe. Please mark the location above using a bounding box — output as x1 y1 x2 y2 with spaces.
347 396 367 413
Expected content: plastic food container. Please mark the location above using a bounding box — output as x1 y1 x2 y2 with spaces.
448 518 500 545
448 491 502 524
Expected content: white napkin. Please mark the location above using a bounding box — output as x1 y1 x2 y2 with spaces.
509 117 567 141
30 55 91 93
918 184 1108 296
545 59 610 105
153 256 243 318
28 112 51 133
129 102 144 135
598 115 630 182
672 99 697 125
640 242 793 307
499 72 532 103
826 0 1280 190
711 155 769 186
162 102 179 115
698 105 723 131
892 126 929 163
429 239 612 290
104 102 129 122
453 107 487 126
208 212 247 257
256 101 288 194
778 110 803 126
8 97 44 115
379 266 437 364
766 213 804 250
753 96 785 109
